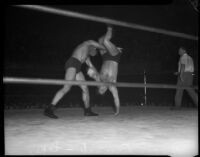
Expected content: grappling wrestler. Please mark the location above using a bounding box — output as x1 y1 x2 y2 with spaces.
44 40 105 119
87 26 123 115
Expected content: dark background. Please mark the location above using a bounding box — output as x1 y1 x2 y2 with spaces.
4 1 198 109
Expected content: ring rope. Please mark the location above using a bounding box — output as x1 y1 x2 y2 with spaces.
15 5 198 41
3 77 198 90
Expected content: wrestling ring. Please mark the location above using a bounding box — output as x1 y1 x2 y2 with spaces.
4 5 198 157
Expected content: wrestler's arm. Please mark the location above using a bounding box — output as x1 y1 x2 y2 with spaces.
97 36 107 55
85 57 100 81
87 40 105 50
85 57 95 69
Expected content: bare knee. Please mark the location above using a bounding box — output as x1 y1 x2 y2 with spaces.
109 86 118 93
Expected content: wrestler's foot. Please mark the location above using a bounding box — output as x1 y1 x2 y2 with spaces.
84 107 99 116
113 105 120 116
114 111 119 116
114 109 119 116
44 104 58 119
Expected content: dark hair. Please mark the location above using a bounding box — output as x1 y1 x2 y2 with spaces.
179 46 186 51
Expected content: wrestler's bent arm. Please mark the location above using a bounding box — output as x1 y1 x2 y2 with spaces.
86 58 100 81
87 40 105 50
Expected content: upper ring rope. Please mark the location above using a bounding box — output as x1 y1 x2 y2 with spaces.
15 5 198 41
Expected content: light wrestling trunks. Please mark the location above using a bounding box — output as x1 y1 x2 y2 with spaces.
65 57 82 73
102 52 121 63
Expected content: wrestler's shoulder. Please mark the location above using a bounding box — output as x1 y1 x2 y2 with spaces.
83 40 96 45
76 40 96 50
76 41 90 48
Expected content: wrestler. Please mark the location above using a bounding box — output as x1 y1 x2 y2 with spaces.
88 27 123 115
44 40 105 119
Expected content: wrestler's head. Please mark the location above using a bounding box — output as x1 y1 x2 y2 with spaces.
89 45 97 56
97 86 107 95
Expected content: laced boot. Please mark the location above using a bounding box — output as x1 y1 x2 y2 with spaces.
44 104 58 119
84 107 99 116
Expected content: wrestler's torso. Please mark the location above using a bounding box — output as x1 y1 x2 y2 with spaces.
101 60 118 78
100 49 121 78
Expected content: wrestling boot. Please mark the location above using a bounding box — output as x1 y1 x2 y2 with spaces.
84 107 99 116
44 104 58 119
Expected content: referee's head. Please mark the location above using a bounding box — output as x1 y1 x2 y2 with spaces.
178 46 187 56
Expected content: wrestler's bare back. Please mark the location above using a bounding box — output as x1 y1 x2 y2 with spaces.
71 41 92 63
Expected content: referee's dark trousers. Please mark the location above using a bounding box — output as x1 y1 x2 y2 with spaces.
175 72 198 107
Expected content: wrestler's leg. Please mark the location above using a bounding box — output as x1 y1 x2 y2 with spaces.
44 68 76 118
51 68 76 105
76 72 98 116
103 37 119 56
104 27 112 41
108 85 120 115
76 72 90 108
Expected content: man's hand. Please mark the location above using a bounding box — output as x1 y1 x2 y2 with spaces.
87 67 100 81
174 72 183 81
179 64 185 82
179 74 184 82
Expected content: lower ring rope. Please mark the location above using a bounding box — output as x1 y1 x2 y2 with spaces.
3 77 198 90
